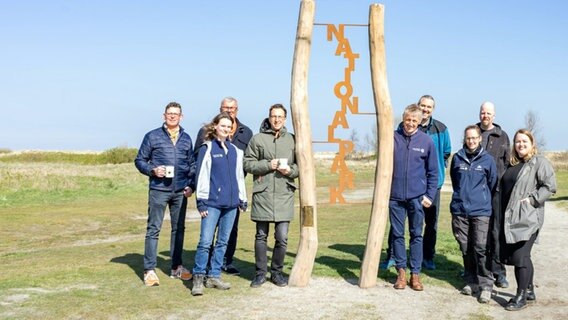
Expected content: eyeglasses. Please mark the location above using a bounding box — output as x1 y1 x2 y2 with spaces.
465 136 480 141
221 106 237 111
166 112 181 117
270 115 285 120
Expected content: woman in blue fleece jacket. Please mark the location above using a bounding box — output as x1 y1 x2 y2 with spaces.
190 112 247 296
450 125 497 304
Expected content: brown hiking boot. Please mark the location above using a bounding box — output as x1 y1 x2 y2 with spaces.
410 273 424 291
394 268 406 289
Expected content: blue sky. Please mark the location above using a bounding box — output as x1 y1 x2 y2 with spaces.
1 1 566 152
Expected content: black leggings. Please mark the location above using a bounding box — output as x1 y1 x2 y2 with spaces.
504 231 538 293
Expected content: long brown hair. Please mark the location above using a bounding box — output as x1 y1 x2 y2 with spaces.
510 128 538 165
202 112 234 141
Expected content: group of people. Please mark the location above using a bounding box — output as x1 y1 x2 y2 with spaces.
134 94 557 311
134 98 298 296
381 95 556 312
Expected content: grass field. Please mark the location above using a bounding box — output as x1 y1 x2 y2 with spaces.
0 151 565 319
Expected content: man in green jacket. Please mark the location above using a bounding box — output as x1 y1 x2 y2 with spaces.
244 104 299 288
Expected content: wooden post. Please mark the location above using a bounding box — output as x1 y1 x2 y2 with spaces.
359 3 394 288
289 0 318 287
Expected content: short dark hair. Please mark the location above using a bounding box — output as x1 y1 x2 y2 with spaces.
165 102 182 113
269 103 287 117
417 95 435 108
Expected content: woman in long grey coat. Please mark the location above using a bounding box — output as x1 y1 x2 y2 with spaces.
244 104 299 288
500 129 556 311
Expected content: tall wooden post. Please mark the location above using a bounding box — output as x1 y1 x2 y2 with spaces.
359 3 394 288
289 0 318 287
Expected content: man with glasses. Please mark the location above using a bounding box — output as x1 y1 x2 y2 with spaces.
194 97 253 275
244 104 299 288
135 102 195 286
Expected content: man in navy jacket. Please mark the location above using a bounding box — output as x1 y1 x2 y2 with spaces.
390 104 438 291
135 102 195 287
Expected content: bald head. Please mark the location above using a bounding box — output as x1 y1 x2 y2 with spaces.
479 101 496 130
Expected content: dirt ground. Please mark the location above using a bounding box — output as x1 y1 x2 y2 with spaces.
199 202 568 320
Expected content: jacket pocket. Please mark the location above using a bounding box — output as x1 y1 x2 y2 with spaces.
285 180 297 192
511 200 538 229
253 177 269 194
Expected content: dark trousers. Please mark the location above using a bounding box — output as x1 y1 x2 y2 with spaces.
143 189 187 271
423 188 441 261
452 215 493 290
224 209 240 265
254 221 289 275
489 191 507 278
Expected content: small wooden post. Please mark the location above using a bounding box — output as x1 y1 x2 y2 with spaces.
359 3 394 288
289 0 318 287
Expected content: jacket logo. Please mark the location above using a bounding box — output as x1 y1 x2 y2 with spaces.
212 153 224 158
412 147 425 153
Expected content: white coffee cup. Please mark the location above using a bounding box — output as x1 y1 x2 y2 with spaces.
165 166 175 178
278 158 288 169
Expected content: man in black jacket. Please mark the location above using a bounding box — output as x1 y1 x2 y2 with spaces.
476 101 511 288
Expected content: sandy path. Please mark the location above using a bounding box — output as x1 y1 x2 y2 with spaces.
196 202 568 320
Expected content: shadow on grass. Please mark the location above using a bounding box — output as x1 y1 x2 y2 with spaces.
549 196 568 202
322 243 464 289
110 250 197 282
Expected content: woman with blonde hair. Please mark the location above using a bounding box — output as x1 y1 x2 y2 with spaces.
499 129 556 311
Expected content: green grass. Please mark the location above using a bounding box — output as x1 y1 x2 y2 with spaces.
0 147 137 165
0 154 566 319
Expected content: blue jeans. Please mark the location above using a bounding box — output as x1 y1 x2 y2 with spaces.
390 198 424 274
144 189 187 271
193 206 237 278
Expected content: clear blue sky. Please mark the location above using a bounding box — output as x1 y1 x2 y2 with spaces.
1 1 566 152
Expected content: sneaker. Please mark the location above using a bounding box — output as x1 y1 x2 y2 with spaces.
144 270 160 287
478 289 492 304
221 264 241 276
170 265 191 281
250 273 267 288
461 284 478 296
422 259 436 270
379 258 396 270
495 275 509 288
205 277 231 290
270 272 288 287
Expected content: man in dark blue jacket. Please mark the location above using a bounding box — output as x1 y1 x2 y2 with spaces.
194 97 253 276
135 102 195 287
390 104 439 291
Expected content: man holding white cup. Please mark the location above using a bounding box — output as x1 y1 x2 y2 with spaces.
135 102 196 287
244 103 298 288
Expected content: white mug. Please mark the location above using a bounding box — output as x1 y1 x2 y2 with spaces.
165 166 175 178
278 158 288 169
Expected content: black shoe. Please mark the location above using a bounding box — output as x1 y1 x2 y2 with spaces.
505 290 527 311
527 284 536 302
221 264 240 276
270 272 288 287
250 273 266 288
495 275 509 288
